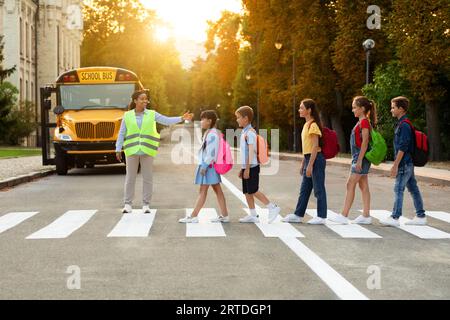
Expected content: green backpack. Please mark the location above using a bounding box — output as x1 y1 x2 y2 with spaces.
365 128 387 165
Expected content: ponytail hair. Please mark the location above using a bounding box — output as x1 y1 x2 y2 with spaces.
128 90 148 110
353 96 377 127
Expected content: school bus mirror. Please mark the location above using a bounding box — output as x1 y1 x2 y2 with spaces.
43 99 52 110
42 87 53 99
53 105 65 115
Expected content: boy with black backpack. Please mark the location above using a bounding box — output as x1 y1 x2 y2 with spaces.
380 96 427 227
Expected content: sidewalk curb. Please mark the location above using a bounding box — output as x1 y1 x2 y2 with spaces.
276 153 450 187
0 169 56 191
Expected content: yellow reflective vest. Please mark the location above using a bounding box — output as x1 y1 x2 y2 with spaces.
123 109 160 157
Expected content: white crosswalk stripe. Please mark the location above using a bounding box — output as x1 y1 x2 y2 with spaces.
26 210 97 239
0 212 39 234
367 210 450 239
107 209 157 237
185 208 226 237
425 211 450 224
243 208 304 238
306 209 382 239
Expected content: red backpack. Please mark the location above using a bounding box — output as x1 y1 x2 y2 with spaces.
400 119 429 167
308 122 340 159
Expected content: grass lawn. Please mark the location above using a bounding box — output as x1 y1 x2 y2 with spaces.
0 147 41 158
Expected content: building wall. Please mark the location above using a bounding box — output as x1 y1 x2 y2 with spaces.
0 0 83 146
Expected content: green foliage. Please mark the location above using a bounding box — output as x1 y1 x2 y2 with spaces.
0 82 19 143
363 61 425 160
2 101 38 145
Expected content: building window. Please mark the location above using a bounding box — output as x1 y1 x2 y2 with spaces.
31 25 35 62
31 81 34 103
26 80 29 101
26 22 29 58
20 18 23 56
20 78 23 102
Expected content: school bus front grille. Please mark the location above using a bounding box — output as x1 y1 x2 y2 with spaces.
75 122 116 139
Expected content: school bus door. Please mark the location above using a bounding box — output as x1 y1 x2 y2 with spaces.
40 86 57 165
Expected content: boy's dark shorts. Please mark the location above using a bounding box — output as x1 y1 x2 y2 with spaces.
242 165 260 194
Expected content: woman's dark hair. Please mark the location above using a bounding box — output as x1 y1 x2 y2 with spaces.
128 90 148 110
353 96 377 127
200 110 218 150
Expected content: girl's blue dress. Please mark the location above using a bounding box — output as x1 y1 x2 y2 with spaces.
194 128 221 185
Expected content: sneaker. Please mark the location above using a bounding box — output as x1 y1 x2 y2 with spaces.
268 205 281 223
178 216 199 223
328 214 349 225
281 213 302 223
379 216 400 227
239 215 260 223
211 215 230 223
122 204 132 213
351 215 372 225
307 217 326 225
404 216 427 226
142 205 151 213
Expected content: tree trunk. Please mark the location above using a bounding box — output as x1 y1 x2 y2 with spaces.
333 89 347 153
425 100 441 161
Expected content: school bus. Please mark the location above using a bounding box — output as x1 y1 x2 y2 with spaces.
40 66 145 175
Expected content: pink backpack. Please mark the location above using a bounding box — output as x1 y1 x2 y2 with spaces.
208 131 233 175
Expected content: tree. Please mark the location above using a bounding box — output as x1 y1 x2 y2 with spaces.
386 0 450 160
0 35 16 83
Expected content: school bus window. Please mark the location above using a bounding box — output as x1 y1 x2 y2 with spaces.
59 83 135 110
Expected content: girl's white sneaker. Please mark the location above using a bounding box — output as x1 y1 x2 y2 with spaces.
178 216 199 223
307 217 326 225
328 214 349 225
281 214 302 223
351 215 372 225
211 216 230 223
122 204 132 213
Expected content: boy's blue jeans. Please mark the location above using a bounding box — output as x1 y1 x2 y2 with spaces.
294 153 327 218
392 163 425 219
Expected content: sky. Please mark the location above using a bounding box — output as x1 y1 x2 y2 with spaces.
140 0 243 68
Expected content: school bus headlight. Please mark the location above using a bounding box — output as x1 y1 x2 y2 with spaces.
58 134 73 141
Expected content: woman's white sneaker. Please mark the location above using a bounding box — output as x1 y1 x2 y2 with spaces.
380 216 400 227
122 204 132 213
307 217 326 225
178 216 199 223
268 205 281 223
281 214 302 223
351 215 372 225
239 215 259 223
404 216 427 225
211 216 230 223
328 214 349 224
142 205 151 213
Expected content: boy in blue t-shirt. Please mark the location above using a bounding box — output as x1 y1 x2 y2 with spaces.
235 106 281 224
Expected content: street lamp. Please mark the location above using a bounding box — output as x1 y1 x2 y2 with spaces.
275 41 297 152
362 39 375 85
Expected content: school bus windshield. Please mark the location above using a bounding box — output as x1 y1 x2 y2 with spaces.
59 83 135 110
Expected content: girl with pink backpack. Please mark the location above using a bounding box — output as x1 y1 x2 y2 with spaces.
179 110 230 223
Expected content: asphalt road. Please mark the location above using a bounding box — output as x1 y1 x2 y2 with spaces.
0 126 449 300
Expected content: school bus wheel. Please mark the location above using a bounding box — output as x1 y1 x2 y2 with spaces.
55 146 68 175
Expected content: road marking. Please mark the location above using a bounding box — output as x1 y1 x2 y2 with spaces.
367 210 450 239
26 210 97 239
221 175 368 300
185 208 226 237
306 209 382 239
243 208 304 238
425 211 450 224
188 142 368 299
107 210 157 237
279 236 368 300
0 212 39 235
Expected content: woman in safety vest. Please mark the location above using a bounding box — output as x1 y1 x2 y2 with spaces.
115 90 193 213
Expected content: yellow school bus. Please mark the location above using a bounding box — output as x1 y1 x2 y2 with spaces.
40 66 145 175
